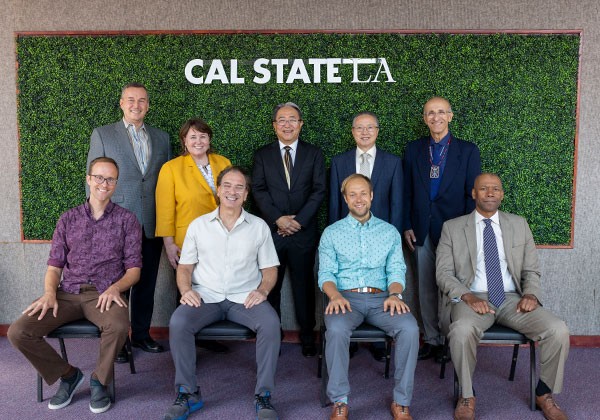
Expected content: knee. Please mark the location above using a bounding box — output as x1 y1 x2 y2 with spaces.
7 322 24 347
448 320 478 345
550 319 570 345
256 313 280 340
403 316 420 339
325 318 351 341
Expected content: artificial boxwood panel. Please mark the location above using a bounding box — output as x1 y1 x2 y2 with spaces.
16 33 579 244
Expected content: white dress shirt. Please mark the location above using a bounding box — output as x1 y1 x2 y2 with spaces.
355 145 377 178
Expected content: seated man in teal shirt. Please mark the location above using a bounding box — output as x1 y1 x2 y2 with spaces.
318 173 419 420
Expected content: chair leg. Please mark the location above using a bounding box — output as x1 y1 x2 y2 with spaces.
37 374 43 402
529 341 536 411
58 338 68 362
125 337 136 374
453 368 459 403
317 327 325 378
509 344 519 381
320 335 329 407
440 340 449 379
384 338 391 379
108 364 116 403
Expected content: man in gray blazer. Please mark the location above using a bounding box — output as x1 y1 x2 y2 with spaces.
436 173 569 420
87 83 172 356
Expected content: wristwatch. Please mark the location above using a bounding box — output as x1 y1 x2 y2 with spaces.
389 293 403 300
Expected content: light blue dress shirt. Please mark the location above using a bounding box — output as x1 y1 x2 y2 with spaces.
318 213 406 291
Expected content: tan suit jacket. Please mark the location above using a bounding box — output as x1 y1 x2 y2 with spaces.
155 153 231 249
436 210 542 334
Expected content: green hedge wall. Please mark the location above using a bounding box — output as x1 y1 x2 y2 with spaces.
16 33 579 244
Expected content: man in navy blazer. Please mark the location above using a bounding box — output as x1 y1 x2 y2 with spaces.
87 83 172 357
252 102 327 357
329 111 403 232
402 96 481 361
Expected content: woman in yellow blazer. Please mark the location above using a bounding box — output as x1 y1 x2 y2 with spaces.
155 118 231 269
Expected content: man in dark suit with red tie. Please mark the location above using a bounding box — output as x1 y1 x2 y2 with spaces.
402 96 481 362
252 102 327 357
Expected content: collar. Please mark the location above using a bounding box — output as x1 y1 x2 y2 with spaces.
84 199 115 218
475 210 500 226
429 131 451 146
210 207 250 225
278 139 298 151
355 145 377 160
122 118 146 132
344 212 375 228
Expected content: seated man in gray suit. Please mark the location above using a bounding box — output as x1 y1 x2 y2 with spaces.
436 173 569 420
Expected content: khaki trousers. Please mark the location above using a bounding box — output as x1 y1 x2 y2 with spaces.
448 292 569 398
7 285 129 386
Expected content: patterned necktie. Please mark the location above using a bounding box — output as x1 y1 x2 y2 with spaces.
128 125 148 174
359 152 371 177
283 146 293 188
483 219 505 307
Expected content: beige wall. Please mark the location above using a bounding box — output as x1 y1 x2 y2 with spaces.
1 0 598 335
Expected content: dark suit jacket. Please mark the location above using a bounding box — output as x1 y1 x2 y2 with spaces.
252 140 326 247
436 210 542 334
86 121 172 237
328 148 403 232
402 135 481 246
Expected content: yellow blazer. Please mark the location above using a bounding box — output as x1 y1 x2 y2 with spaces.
155 153 232 249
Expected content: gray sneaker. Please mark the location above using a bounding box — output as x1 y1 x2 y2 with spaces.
255 392 278 420
163 386 204 420
48 368 84 410
89 377 111 414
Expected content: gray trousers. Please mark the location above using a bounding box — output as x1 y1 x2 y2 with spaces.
414 235 443 346
324 291 419 405
449 292 570 398
169 299 280 396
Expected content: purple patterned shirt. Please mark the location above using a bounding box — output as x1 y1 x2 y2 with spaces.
48 200 142 294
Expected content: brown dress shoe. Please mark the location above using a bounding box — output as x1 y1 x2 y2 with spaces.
391 402 413 419
330 402 349 419
454 396 476 420
536 393 568 420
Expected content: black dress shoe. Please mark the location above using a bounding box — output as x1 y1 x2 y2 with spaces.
195 340 229 354
368 343 386 362
115 347 128 364
418 343 443 360
132 338 165 353
301 342 317 358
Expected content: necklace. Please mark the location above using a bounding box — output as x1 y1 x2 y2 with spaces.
428 136 452 179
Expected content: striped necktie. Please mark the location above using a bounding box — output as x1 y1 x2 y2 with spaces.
283 146 293 188
483 219 506 307
128 124 148 174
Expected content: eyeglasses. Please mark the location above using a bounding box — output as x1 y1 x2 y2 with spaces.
424 110 452 119
352 125 379 133
89 174 118 186
275 119 301 127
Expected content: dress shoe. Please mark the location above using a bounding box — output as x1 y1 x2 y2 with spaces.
391 402 413 419
132 338 164 353
115 347 128 364
195 340 229 354
417 343 443 361
368 343 386 362
536 393 568 420
330 402 349 419
454 396 475 420
301 342 317 358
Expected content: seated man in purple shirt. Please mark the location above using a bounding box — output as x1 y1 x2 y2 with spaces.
8 157 142 415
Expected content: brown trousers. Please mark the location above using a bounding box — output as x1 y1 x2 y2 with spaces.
7 285 129 386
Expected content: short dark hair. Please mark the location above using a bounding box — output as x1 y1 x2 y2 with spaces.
178 118 214 155
352 111 379 127
272 102 302 121
121 82 148 98
88 157 119 176
340 173 372 195
216 165 251 192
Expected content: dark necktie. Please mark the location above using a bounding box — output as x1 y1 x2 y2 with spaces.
483 219 506 307
283 146 293 188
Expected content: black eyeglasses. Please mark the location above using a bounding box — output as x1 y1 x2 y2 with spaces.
89 174 118 186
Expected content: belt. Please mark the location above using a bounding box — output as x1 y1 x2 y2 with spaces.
346 287 383 294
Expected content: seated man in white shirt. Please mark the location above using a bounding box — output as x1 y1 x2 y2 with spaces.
163 166 281 420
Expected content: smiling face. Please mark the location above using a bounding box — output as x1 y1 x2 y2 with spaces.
343 175 373 223
423 97 453 141
352 114 379 152
472 173 505 218
87 161 118 204
184 128 211 161
120 87 149 128
217 170 248 211
273 106 303 145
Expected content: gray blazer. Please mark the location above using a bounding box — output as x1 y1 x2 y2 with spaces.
86 121 172 237
435 210 542 334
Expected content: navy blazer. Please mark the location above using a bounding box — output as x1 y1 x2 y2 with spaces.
402 135 481 246
328 148 403 232
252 140 326 246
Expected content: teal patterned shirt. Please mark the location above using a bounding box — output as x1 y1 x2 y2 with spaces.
318 213 406 291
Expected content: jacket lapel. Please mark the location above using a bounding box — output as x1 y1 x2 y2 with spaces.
437 135 460 198
464 211 478 284
370 148 383 188
185 154 213 195
289 141 305 189
114 122 141 172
